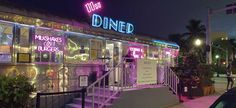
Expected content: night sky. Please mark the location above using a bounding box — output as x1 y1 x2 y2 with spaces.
1 0 236 39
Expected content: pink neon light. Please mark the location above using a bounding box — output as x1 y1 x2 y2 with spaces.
128 46 144 58
35 35 63 52
85 1 102 13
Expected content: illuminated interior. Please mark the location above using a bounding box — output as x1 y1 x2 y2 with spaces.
0 22 13 63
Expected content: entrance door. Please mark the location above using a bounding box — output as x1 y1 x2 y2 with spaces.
105 41 122 85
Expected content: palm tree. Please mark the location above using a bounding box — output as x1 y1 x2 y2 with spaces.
168 33 188 55
185 19 206 63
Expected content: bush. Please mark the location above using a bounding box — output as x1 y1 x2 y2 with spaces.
0 75 35 108
197 65 214 86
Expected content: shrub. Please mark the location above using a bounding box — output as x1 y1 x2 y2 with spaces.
0 75 35 108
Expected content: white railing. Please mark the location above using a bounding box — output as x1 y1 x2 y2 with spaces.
164 67 179 95
86 62 123 108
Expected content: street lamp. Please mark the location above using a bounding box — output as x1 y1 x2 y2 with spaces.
194 39 202 46
215 55 220 59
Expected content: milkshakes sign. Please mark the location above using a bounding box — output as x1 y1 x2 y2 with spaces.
35 35 63 52
91 14 134 34
137 59 157 85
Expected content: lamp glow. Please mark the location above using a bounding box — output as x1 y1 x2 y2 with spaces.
194 39 202 46
215 55 220 59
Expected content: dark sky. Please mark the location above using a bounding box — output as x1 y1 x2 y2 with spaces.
2 0 236 39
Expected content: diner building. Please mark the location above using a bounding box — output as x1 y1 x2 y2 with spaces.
0 5 179 93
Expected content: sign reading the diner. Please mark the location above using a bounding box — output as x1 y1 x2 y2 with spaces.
35 35 63 52
92 14 134 34
137 59 157 85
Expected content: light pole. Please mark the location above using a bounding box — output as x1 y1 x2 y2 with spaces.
206 5 236 64
215 54 220 77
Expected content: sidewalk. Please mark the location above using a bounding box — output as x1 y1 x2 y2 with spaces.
167 75 234 108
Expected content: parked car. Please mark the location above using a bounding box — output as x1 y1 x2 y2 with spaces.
210 87 236 108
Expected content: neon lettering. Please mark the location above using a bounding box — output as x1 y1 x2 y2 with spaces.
85 1 102 13
128 47 144 58
92 14 134 34
35 35 63 52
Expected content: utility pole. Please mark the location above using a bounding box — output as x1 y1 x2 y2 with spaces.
206 8 212 64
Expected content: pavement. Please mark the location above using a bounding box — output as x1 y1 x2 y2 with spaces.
167 74 235 108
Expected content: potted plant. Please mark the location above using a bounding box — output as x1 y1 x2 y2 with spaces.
0 75 35 108
198 65 215 96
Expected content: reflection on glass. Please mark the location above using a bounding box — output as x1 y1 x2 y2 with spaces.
0 22 13 63
66 34 90 63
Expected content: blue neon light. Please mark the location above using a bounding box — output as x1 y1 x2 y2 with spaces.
92 14 134 34
109 18 118 31
153 40 179 48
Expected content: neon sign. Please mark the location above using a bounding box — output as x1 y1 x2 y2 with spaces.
35 35 63 52
129 47 144 58
85 1 102 13
92 14 134 34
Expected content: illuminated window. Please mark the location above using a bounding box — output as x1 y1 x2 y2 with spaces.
90 39 103 60
66 34 90 63
34 28 64 63
0 22 13 63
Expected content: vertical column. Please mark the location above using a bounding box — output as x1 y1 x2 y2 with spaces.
12 24 20 63
29 27 35 62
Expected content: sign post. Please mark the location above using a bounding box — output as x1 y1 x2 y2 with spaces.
79 75 88 108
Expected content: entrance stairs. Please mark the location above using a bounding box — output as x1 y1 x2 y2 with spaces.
66 60 180 108
66 87 119 108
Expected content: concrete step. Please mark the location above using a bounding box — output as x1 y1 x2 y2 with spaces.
65 103 93 108
88 94 119 100
73 98 113 106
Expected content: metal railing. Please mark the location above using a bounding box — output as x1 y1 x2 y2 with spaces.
36 88 86 108
86 62 123 108
164 67 179 95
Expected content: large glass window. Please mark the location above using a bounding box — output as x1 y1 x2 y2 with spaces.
0 22 13 63
90 39 103 59
66 34 90 63
19 26 30 53
33 28 64 63
148 46 159 60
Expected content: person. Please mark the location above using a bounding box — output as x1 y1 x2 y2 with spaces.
177 70 184 102
123 50 135 86
226 63 234 91
124 50 134 62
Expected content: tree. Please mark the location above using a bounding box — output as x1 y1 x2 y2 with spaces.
212 39 234 65
168 19 207 64
185 19 206 63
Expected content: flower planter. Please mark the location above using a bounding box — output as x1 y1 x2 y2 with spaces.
202 85 215 96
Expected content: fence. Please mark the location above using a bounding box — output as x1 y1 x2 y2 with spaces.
36 88 86 108
164 67 179 95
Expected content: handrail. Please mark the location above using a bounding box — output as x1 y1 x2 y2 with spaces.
86 60 124 108
36 88 86 108
87 63 122 89
164 67 179 95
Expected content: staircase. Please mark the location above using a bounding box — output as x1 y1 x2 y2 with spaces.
65 60 180 108
66 87 119 108
66 63 123 108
